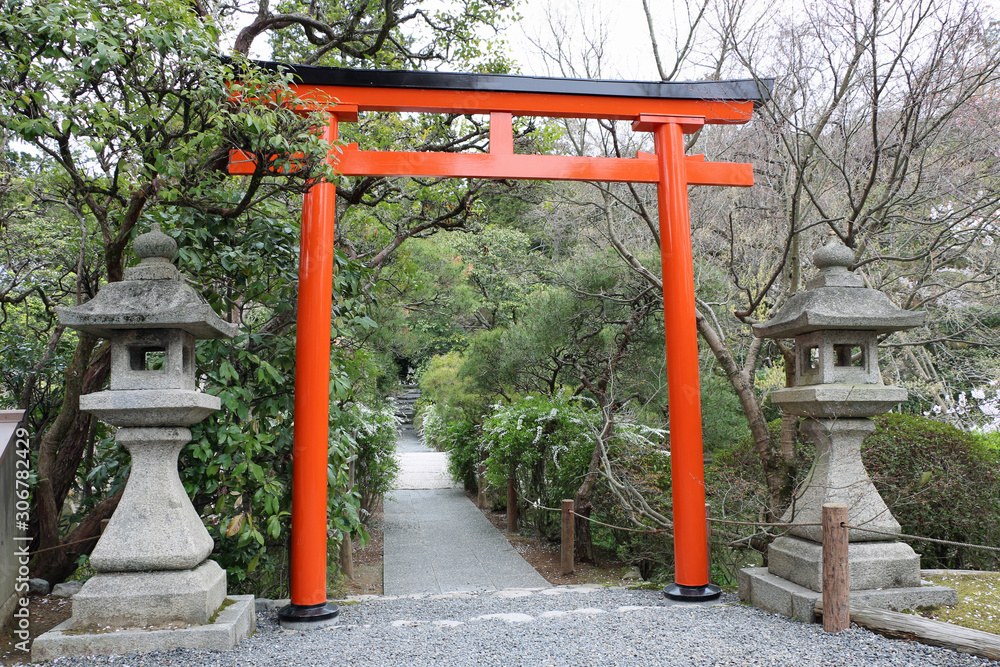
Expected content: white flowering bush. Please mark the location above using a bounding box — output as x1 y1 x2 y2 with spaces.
481 392 672 541
344 400 401 513
418 402 480 489
480 393 599 533
923 381 1000 434
418 402 449 449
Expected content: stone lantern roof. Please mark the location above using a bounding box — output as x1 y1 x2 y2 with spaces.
753 237 925 339
56 224 238 340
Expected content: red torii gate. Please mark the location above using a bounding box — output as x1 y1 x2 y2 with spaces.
230 64 772 626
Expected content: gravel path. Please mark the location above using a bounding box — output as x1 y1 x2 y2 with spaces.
40 587 1000 666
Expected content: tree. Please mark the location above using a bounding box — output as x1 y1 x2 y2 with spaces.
704 0 1000 515
527 0 1000 527
424 232 670 559
0 0 517 587
0 0 342 582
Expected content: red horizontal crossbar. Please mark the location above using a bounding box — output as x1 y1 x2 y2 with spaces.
335 146 752 185
227 148 753 186
336 145 657 182
288 85 755 123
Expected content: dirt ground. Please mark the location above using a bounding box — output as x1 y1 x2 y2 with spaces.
342 507 385 597
475 501 633 587
0 595 72 666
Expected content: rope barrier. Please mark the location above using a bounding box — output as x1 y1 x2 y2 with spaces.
522 495 825 534
506 486 1000 555
846 524 1000 554
565 511 670 534
707 517 822 528
523 499 671 534
26 535 100 557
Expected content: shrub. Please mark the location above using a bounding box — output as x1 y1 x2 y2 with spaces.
443 419 480 491
863 414 1000 570
700 373 751 454
344 401 401 515
418 401 448 450
590 432 673 581
481 393 599 538
418 351 484 423
977 430 1000 452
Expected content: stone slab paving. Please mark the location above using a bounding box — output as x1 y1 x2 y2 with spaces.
385 425 549 595
394 423 456 489
394 454 454 490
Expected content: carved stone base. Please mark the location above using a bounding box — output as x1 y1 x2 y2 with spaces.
782 418 900 543
31 594 254 662
738 567 957 623
90 427 213 572
71 560 226 629
768 536 919 592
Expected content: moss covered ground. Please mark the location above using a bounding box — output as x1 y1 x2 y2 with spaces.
920 572 1000 635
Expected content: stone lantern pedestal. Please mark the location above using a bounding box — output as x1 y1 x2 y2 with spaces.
738 237 956 621
32 227 255 661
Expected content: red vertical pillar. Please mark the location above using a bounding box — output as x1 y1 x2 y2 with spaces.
644 116 720 601
279 117 342 627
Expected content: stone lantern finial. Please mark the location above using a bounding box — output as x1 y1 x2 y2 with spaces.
812 234 853 268
807 235 862 289
124 223 182 282
133 222 177 263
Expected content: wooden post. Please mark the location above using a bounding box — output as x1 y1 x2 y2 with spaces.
561 500 575 575
339 460 355 580
506 476 518 533
822 503 849 633
476 455 487 509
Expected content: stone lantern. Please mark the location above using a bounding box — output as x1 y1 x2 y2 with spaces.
33 225 254 660
738 236 956 620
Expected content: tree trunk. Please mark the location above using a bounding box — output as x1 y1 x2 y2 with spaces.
694 312 795 520
572 409 614 563
31 338 114 583
52 345 110 510
31 487 123 584
35 334 97 556
771 413 800 516
772 348 801 517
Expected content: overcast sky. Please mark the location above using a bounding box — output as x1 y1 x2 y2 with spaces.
505 0 663 80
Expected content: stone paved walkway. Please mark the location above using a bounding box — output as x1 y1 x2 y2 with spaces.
394 423 453 489
383 425 549 595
